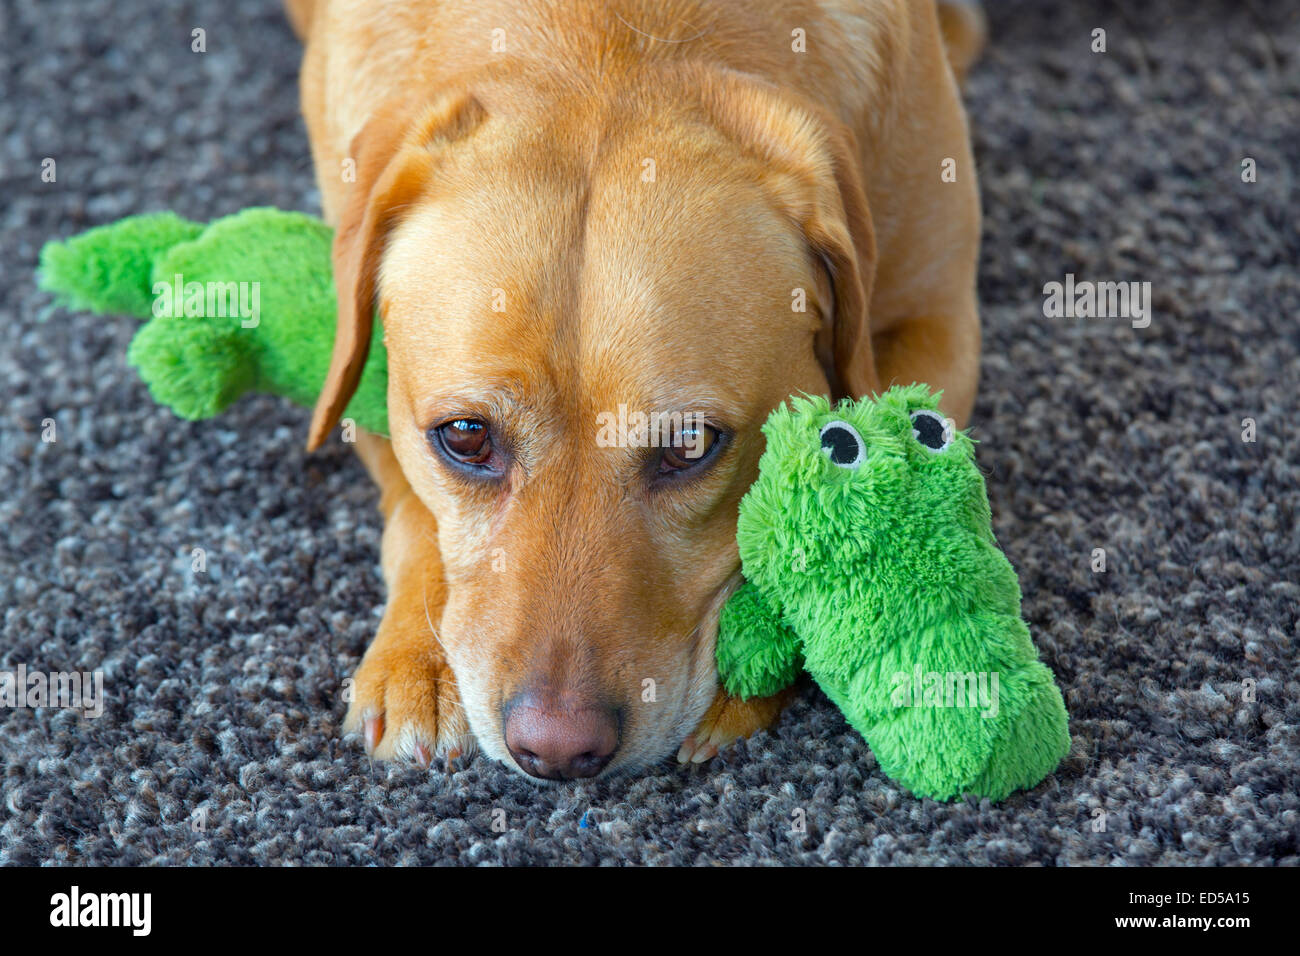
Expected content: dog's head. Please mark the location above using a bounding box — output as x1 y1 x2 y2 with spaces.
308 68 878 779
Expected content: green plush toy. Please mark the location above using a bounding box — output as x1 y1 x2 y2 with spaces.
716 386 1070 802
37 207 388 436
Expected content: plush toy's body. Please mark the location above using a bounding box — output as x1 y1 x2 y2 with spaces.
717 386 1070 802
38 208 388 436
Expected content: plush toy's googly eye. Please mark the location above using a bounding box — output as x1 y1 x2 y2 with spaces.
910 409 954 452
819 420 865 469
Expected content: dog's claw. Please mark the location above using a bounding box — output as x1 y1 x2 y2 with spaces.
443 747 462 772
676 737 695 763
675 735 718 764
679 688 795 765
364 714 385 754
413 740 432 768
691 741 719 763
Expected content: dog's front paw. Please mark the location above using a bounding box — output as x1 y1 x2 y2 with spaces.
342 627 475 768
676 685 797 764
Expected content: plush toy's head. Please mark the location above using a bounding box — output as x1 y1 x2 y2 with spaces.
726 384 1071 802
736 385 1007 665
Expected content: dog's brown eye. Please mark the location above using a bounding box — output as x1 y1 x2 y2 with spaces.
659 423 718 473
436 419 491 464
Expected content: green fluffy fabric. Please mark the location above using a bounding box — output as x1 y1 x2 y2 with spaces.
38 207 388 437
716 385 1070 802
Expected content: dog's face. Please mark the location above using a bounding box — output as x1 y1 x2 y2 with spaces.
312 74 876 777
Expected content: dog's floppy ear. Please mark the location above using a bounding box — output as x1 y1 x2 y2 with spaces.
698 70 879 401
307 92 487 451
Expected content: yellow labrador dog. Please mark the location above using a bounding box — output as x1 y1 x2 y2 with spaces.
287 0 985 779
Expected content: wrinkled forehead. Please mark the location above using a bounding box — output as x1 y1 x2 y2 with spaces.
379 121 820 415
382 116 813 309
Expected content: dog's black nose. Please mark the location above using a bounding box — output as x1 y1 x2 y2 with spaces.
504 695 619 780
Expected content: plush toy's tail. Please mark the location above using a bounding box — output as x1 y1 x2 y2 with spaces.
38 211 262 421
37 207 389 438
38 212 204 319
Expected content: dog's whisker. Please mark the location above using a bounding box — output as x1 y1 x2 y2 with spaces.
421 583 453 658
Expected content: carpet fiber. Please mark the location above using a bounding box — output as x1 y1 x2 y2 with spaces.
2 0 1297 865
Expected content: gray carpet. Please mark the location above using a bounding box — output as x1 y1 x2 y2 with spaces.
2 0 1298 865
